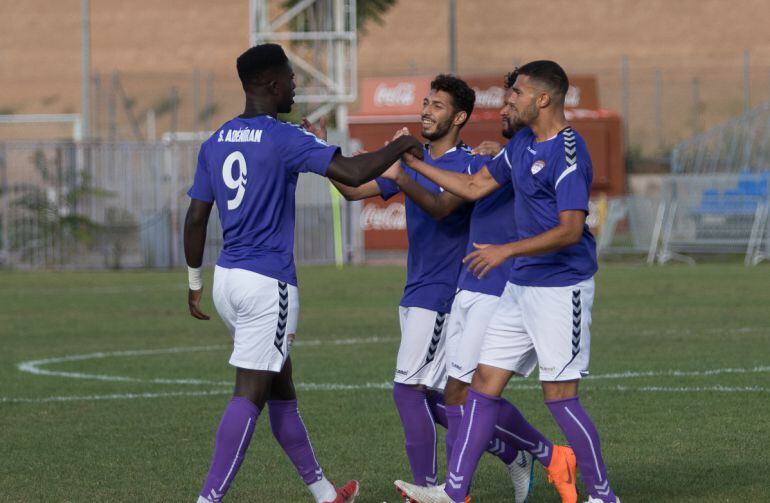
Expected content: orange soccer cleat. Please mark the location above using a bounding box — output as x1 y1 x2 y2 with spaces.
546 445 578 503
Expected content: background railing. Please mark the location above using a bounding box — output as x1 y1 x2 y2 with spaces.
0 138 361 269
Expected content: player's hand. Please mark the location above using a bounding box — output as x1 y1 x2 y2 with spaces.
472 141 503 156
188 288 210 320
352 149 368 156
381 160 403 181
391 127 410 141
301 116 328 141
463 243 511 279
400 135 424 160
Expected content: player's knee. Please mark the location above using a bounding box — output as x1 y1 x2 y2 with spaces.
444 377 469 405
541 380 579 401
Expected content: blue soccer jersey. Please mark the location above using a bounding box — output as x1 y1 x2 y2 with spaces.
487 126 598 287
376 144 473 313
456 155 517 296
187 115 340 286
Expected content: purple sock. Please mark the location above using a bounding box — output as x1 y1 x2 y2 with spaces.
268 399 324 485
445 389 500 502
393 383 439 486
496 398 553 466
426 392 448 428
199 397 259 503
547 396 616 502
445 404 462 463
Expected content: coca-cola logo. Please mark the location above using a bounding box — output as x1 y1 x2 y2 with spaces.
361 202 406 231
374 83 416 108
565 85 581 107
473 86 505 108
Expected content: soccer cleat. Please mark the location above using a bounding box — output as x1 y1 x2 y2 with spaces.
394 480 470 503
324 480 360 503
507 450 535 503
584 498 621 503
546 445 578 503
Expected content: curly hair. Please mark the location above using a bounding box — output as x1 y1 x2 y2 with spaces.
430 74 475 127
504 70 517 89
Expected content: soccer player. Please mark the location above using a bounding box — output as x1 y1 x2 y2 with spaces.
394 61 620 503
329 75 532 501
183 43 423 503
385 77 573 503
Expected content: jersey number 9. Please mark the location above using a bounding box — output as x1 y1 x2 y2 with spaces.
222 151 247 210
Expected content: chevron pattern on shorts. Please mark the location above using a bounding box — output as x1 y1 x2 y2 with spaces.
571 289 581 356
274 282 289 355
563 127 577 168
425 312 447 364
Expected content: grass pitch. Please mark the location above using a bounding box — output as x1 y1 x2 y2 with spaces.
1 264 769 502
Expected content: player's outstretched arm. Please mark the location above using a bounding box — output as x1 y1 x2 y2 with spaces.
383 162 465 220
464 210 586 278
326 135 423 187
402 153 500 201
184 198 213 320
329 178 382 201
471 141 503 157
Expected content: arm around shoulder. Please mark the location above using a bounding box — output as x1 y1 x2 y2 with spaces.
402 153 500 201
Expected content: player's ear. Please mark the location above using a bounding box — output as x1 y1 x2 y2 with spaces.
453 110 467 127
538 92 551 109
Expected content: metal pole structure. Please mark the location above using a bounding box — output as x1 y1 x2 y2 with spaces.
249 0 258 46
448 0 457 74
192 68 200 132
621 55 630 149
81 0 91 140
655 68 663 150
332 0 347 267
93 72 101 139
744 48 751 113
0 144 8 265
692 77 700 134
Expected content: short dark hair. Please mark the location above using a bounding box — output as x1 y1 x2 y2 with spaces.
430 74 475 127
236 44 289 88
507 60 569 102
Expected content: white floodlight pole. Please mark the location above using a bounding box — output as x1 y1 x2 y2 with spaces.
81 0 91 140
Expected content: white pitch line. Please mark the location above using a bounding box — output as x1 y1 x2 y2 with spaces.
7 339 770 404
16 336 399 384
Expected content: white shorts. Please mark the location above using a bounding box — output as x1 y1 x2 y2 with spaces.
212 266 299 372
394 306 449 389
478 278 594 382
445 290 501 384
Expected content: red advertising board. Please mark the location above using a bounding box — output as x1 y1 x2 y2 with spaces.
349 75 623 252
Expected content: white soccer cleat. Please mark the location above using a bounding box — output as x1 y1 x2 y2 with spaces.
584 497 621 503
394 480 465 503
507 450 535 503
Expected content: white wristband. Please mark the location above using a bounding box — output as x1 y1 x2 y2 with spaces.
188 266 203 290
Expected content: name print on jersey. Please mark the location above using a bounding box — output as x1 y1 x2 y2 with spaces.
218 128 264 143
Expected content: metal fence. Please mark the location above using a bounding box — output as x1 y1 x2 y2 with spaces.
671 101 770 175
597 174 770 266
0 139 360 269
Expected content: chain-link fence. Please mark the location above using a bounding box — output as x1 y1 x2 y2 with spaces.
0 139 360 269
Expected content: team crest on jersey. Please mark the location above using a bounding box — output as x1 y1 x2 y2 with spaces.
531 160 546 175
